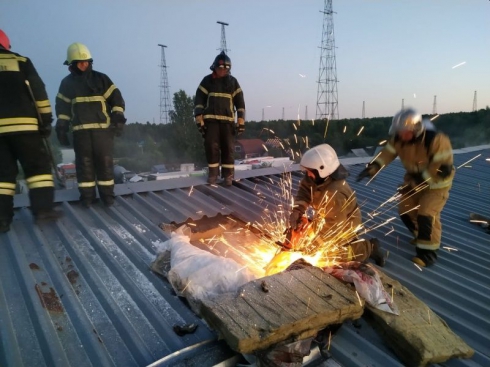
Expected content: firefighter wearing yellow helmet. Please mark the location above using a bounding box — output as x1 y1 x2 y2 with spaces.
0 29 62 232
289 144 386 266
357 108 455 267
55 42 126 207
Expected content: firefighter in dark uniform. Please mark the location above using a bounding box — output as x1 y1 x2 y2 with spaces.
194 51 245 186
55 43 126 207
357 108 455 267
0 29 61 233
289 144 386 266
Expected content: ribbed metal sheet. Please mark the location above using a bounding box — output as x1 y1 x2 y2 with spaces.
0 147 489 367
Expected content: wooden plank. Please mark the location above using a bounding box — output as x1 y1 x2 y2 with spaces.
200 267 363 353
364 271 474 367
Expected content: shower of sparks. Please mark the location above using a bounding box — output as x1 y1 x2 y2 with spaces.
311 119 315 126
457 154 481 169
188 186 194 196
357 126 365 136
379 139 387 145
292 123 298 130
323 119 329 139
451 61 466 69
327 331 332 350
187 222 196 226
355 291 362 306
430 114 439 121
427 309 431 325
262 144 269 152
305 297 311 315
442 246 458 252
414 263 423 271
181 280 192 293
343 126 347 133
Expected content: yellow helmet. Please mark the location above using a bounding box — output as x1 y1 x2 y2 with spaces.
64 42 92 65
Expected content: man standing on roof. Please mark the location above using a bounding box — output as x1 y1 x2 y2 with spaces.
357 108 455 267
194 51 246 186
289 144 386 267
55 43 126 207
0 29 62 233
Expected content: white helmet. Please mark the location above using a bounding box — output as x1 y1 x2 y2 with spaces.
64 42 93 65
300 144 340 178
389 108 423 136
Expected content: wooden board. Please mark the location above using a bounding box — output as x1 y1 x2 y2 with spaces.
364 271 474 367
200 266 364 354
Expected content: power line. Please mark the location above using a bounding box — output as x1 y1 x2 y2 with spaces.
158 44 172 124
217 21 229 53
316 0 339 121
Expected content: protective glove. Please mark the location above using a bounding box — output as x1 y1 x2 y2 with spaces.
409 172 425 186
110 112 126 137
39 113 53 138
437 164 453 178
413 247 438 267
237 117 245 136
356 162 380 182
289 209 304 230
195 115 206 137
55 119 70 147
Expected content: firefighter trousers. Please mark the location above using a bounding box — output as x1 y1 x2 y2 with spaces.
204 120 235 179
398 186 450 250
73 129 115 205
0 134 55 222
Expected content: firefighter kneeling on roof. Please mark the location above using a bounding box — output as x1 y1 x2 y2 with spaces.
357 108 455 267
289 144 386 266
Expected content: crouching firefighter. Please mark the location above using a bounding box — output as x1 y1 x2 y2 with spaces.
194 51 246 186
357 108 454 267
55 43 126 207
289 144 386 266
0 29 62 233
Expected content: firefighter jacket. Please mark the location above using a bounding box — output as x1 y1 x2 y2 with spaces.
373 129 454 190
194 73 245 122
56 65 125 131
294 165 362 242
0 49 52 135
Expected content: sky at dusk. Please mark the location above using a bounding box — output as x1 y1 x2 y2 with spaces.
1 0 488 123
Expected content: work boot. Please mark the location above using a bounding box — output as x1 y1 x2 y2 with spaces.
102 196 115 207
33 208 63 223
224 177 233 187
412 247 437 267
207 176 217 185
0 220 11 233
369 238 386 267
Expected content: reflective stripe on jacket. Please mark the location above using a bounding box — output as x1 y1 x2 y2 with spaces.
0 50 52 135
56 68 125 131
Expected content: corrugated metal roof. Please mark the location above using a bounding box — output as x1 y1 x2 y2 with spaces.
1 146 489 367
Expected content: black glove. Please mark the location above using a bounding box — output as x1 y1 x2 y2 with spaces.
237 117 245 136
39 113 53 138
289 209 303 230
415 247 438 267
55 119 70 147
410 173 425 186
195 115 206 137
110 112 126 137
356 162 380 182
437 164 453 178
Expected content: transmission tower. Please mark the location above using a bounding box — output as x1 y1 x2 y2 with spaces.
305 105 308 120
472 91 477 112
362 101 365 119
432 95 437 114
158 44 172 124
217 21 229 53
316 0 339 121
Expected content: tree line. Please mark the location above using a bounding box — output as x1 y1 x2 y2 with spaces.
49 90 490 174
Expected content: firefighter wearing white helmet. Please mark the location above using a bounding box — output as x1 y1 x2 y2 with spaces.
357 108 455 267
55 42 126 207
290 144 386 266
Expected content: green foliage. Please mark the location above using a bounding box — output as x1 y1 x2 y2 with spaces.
111 91 490 172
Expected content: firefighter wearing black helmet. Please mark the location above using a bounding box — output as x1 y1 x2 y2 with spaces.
0 29 62 233
55 43 126 207
194 51 246 186
357 108 455 267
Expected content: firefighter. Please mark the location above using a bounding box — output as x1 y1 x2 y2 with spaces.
0 29 61 232
356 108 455 267
55 43 126 207
289 144 386 266
194 51 246 186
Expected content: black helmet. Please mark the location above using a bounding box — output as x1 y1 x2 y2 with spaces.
210 51 231 71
